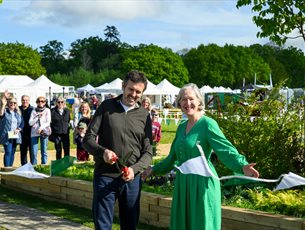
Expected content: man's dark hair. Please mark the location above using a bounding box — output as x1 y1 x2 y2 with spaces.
123 70 148 91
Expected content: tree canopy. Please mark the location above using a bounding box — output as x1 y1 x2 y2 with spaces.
236 0 305 46
0 42 46 78
121 44 189 87
183 44 270 88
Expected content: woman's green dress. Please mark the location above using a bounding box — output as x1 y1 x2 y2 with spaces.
153 116 249 230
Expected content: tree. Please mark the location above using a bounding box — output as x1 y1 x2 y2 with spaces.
236 0 305 46
183 44 270 88
0 42 46 78
39 40 66 75
121 44 189 87
69 36 105 72
104 25 120 43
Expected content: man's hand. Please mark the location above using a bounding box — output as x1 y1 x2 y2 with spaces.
122 167 134 182
103 149 117 165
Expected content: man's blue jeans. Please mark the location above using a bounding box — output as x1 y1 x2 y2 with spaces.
93 174 142 230
31 135 48 165
3 139 17 167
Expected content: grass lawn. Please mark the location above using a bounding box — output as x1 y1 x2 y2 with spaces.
0 185 168 230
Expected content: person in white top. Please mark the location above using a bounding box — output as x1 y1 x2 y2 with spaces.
29 96 51 165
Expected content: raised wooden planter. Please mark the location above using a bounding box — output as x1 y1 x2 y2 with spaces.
1 171 305 229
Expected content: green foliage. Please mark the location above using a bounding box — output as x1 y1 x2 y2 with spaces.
236 0 305 46
39 40 67 75
183 44 270 88
210 86 305 179
250 44 305 88
121 44 189 87
0 42 46 77
223 186 305 218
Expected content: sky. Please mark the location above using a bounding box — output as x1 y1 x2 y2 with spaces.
1 0 304 53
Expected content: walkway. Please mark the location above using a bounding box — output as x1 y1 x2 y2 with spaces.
0 201 91 230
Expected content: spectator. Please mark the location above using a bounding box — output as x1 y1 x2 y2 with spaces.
74 122 89 161
29 96 51 165
73 101 91 128
141 97 151 112
0 91 24 167
51 96 71 160
151 109 162 156
19 95 34 165
91 94 99 111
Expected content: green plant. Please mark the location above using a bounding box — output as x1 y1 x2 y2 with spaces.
209 85 305 179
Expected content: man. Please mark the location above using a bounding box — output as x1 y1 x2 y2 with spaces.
19 95 34 165
50 96 71 160
83 70 153 230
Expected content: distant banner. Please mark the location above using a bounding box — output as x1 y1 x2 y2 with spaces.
174 143 305 191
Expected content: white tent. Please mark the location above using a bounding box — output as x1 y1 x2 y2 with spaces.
144 79 180 108
213 86 233 93
143 80 159 95
200 85 215 94
0 75 34 91
155 79 180 95
25 75 64 92
98 78 123 94
76 84 96 94
95 82 108 91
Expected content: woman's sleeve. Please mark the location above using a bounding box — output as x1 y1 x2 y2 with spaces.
39 109 51 130
206 118 248 174
28 110 37 126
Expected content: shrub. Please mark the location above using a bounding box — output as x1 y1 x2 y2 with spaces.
209 86 305 179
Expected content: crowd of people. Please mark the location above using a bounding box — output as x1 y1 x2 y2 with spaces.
0 91 102 167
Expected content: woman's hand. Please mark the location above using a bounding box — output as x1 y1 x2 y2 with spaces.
1 90 9 105
243 163 259 178
14 128 21 135
141 166 153 181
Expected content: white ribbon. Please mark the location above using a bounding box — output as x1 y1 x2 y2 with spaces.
174 143 305 191
0 163 49 179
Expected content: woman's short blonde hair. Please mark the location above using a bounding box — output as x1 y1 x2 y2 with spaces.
176 83 205 111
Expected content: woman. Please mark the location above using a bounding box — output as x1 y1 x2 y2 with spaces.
141 97 151 112
51 96 71 160
142 83 259 230
0 91 24 167
73 101 91 128
29 96 51 165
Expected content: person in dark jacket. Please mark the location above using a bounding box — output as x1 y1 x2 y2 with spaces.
51 96 71 160
83 70 153 230
0 91 24 167
19 95 34 165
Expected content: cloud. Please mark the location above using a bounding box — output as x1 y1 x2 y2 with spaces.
13 0 167 27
